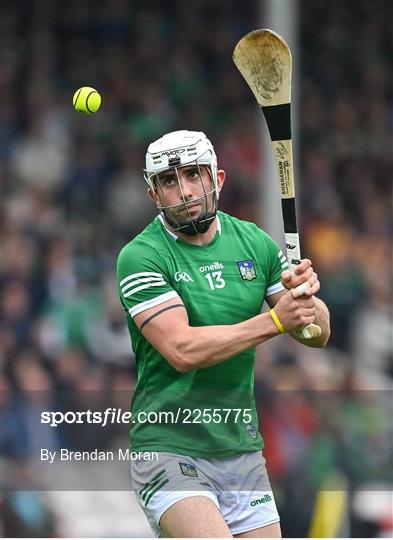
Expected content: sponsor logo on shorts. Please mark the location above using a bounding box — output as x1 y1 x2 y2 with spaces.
250 494 273 507
179 462 198 478
246 424 258 438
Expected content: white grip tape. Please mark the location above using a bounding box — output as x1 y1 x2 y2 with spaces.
284 233 321 339
291 281 309 298
301 323 322 339
285 232 301 264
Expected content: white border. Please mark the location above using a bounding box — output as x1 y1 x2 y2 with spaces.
129 291 180 318
266 282 285 297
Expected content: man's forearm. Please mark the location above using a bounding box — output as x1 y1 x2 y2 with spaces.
290 297 330 347
174 312 279 372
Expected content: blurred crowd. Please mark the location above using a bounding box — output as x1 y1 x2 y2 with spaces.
1 0 392 537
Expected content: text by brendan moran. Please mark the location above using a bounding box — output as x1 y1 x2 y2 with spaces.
41 448 158 463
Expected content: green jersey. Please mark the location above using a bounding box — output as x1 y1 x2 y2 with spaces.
117 211 286 458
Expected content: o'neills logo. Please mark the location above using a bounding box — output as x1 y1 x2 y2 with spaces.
199 261 224 273
250 494 272 506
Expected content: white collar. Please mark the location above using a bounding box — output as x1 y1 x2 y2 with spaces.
158 214 178 240
216 214 221 235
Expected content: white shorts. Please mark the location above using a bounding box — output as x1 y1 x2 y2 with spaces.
131 451 280 537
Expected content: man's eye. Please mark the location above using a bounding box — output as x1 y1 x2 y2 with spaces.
162 177 176 186
188 170 199 178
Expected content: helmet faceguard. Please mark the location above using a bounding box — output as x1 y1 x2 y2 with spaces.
144 130 219 236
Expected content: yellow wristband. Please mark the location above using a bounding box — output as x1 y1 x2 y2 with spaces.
269 308 286 333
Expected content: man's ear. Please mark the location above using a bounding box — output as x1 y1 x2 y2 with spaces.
148 187 160 204
217 169 226 193
148 188 162 210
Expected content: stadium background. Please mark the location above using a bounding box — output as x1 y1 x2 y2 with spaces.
1 0 392 537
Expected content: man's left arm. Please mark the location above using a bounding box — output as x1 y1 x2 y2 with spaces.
267 259 330 348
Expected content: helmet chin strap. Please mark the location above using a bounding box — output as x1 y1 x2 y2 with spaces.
163 210 216 236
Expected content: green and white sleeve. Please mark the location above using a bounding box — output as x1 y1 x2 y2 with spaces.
117 242 180 318
262 232 288 297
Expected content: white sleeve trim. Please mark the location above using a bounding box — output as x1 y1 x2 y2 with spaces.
128 291 180 318
266 282 285 297
120 271 163 288
124 280 166 298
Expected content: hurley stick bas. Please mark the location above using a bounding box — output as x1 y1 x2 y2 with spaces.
233 29 321 339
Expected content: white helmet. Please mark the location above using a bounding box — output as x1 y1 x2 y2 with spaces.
144 130 220 235
144 130 218 189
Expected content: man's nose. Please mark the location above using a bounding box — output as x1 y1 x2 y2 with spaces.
178 175 194 198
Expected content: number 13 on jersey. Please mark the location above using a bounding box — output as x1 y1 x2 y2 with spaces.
205 271 226 290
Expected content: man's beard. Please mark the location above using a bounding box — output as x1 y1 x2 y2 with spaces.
163 208 216 236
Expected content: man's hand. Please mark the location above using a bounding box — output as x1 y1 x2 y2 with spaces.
281 259 320 298
273 291 316 332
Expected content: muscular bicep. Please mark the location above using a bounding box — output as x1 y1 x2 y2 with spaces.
133 297 190 370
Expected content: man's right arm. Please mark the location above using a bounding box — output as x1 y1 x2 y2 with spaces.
134 292 315 373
